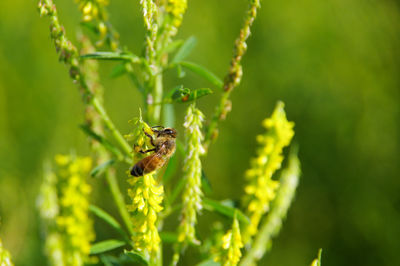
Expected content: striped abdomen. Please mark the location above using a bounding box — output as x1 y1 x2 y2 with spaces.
130 154 166 177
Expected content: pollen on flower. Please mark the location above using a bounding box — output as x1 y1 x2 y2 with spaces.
242 101 294 242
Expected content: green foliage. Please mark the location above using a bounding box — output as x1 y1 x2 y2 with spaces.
32 0 303 265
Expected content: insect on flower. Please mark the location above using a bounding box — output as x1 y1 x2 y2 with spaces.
130 126 177 177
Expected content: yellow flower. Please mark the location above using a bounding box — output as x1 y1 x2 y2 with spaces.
242 101 294 241
126 116 164 259
0 238 14 266
214 216 243 266
38 155 95 266
127 174 164 257
76 0 109 22
166 0 187 35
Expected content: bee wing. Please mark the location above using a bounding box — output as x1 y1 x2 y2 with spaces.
142 148 168 174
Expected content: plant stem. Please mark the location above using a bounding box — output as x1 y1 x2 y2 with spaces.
204 0 261 152
92 97 132 156
105 169 135 236
147 70 163 124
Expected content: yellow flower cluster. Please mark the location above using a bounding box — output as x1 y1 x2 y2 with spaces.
166 0 187 33
243 101 294 240
76 0 109 22
126 116 164 257
38 154 95 266
0 238 14 266
215 217 243 266
177 104 205 244
75 0 119 49
127 174 164 256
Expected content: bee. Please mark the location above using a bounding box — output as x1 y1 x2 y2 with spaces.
130 126 177 177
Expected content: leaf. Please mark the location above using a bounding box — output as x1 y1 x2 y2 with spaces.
123 250 149 265
90 159 115 178
89 205 130 242
79 124 123 160
203 198 249 225
99 255 119 266
171 36 197 63
160 231 179 243
80 52 140 63
90 239 126 255
164 86 213 103
110 63 127 79
177 64 186 78
311 249 323 266
162 39 184 55
178 61 223 88
196 259 220 266
80 21 99 34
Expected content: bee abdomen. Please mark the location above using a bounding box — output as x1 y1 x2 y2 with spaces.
130 163 144 177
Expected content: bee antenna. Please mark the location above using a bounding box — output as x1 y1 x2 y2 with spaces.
152 125 164 129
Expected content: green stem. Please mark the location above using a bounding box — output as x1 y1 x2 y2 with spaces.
105 169 135 236
148 70 163 124
204 0 261 152
92 97 132 155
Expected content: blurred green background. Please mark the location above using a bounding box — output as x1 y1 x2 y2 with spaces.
1 0 399 265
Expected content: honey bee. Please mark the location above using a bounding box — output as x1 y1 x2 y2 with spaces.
130 126 177 177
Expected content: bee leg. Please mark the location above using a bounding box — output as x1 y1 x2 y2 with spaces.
139 148 156 154
143 129 156 146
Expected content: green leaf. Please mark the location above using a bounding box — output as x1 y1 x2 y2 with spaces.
99 255 118 266
311 249 323 266
160 231 179 243
165 86 213 103
80 21 99 34
90 159 115 178
90 239 126 255
80 52 140 63
123 250 149 265
162 39 184 55
178 61 223 88
110 63 127 79
79 125 124 160
177 64 186 78
172 36 197 63
89 205 130 243
196 259 220 266
203 198 249 225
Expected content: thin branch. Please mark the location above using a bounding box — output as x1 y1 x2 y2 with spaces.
204 0 261 152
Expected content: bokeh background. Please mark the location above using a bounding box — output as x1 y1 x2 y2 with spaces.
1 0 399 265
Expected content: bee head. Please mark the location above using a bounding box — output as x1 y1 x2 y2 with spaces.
159 127 177 138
